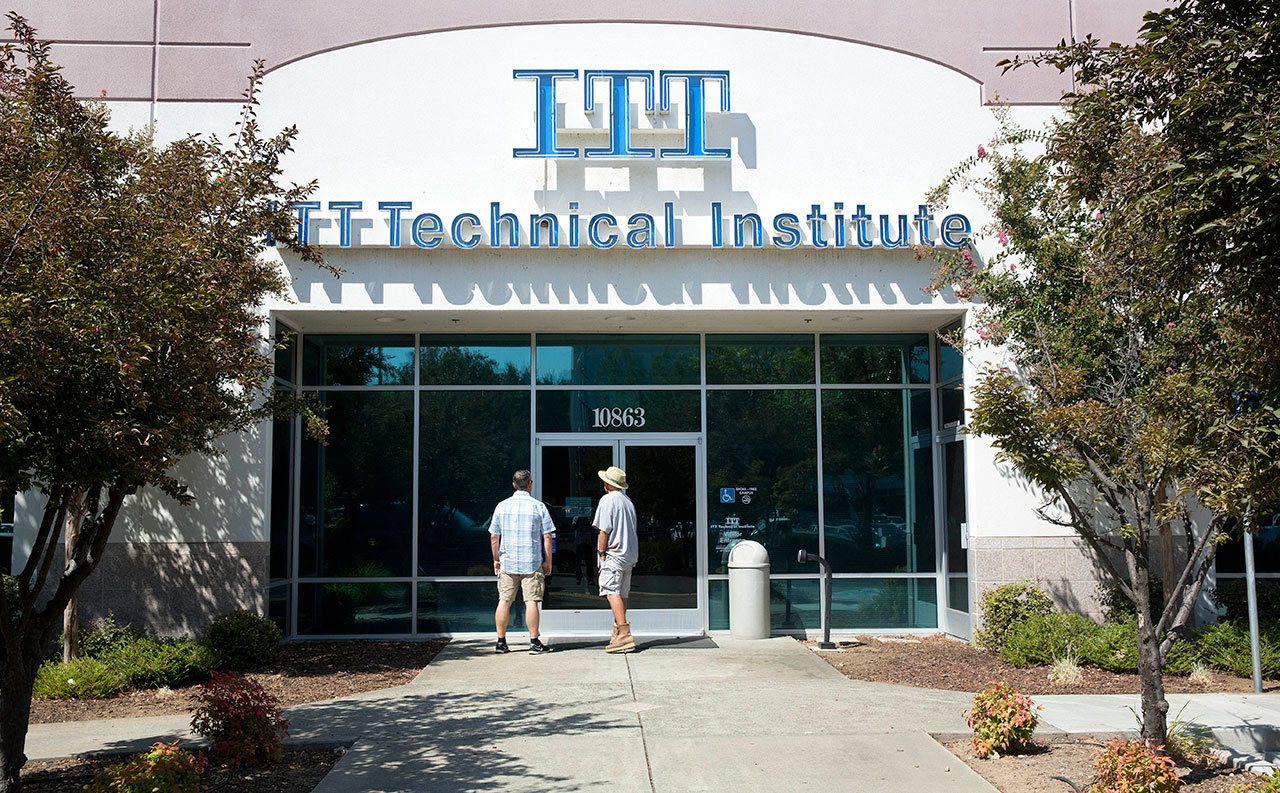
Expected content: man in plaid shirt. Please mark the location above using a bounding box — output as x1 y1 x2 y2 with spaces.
489 469 555 654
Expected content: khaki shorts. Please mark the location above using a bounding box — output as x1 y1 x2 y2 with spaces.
497 571 545 603
598 559 633 597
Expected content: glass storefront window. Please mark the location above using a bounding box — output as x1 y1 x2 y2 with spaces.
708 578 820 632
1216 514 1280 574
269 405 293 581
944 440 969 612
822 389 935 573
535 334 699 385
707 389 817 574
302 334 415 386
939 383 964 429
830 578 938 629
299 391 414 577
536 389 700 433
274 324 297 383
297 582 412 635
937 325 963 383
267 582 289 633
706 334 814 384
418 391 532 576
420 334 530 385
418 582 525 633
821 335 930 385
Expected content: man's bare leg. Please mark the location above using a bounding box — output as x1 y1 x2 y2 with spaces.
495 600 512 638
526 599 541 640
607 594 627 625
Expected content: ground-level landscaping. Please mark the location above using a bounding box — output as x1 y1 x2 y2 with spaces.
19 746 345 792
30 639 449 723
812 635 1277 695
943 737 1264 793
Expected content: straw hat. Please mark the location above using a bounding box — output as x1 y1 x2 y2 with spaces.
597 466 629 490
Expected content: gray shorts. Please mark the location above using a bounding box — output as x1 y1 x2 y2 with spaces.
598 558 633 597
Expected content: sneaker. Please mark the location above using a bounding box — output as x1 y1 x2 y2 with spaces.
529 637 554 654
495 638 510 654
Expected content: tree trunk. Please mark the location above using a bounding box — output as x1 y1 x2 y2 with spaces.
0 657 34 793
61 499 81 664
1137 607 1169 745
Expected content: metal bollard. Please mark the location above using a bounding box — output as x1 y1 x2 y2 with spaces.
797 549 834 649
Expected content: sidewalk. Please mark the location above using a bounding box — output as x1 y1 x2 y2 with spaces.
27 636 994 792
30 636 1280 791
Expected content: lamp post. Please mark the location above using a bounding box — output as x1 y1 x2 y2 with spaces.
797 549 835 649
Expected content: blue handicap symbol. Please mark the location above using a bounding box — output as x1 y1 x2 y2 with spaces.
719 488 736 503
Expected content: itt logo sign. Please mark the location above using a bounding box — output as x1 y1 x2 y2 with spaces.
512 69 730 160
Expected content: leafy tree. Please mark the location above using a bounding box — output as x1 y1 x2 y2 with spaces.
0 16 323 791
923 0 1280 744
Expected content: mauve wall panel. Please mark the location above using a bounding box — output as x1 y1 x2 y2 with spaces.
48 44 154 101
157 46 254 101
1074 0 1161 45
21 0 1161 102
9 0 154 42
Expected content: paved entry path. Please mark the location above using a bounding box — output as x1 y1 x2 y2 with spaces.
303 636 989 792
26 636 994 792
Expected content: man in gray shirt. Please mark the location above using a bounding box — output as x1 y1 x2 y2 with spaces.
594 465 638 654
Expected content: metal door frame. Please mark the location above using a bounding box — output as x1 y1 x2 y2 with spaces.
534 433 706 636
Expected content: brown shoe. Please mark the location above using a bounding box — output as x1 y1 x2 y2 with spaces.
605 622 636 654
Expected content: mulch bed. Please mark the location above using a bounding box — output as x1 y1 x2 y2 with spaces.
30 639 449 724
809 635 1280 695
20 747 345 792
943 737 1262 793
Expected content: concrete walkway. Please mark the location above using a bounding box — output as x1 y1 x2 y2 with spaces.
27 636 993 792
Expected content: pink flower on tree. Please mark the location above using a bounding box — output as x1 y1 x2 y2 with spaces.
1166 321 1176 328
977 144 987 158
1094 210 1104 220
997 230 1009 247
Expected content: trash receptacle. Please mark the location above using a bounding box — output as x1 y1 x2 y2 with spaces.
728 540 771 639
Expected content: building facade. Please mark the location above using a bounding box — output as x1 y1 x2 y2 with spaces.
17 0 1243 640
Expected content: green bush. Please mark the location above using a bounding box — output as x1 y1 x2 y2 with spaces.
202 610 281 671
974 581 1055 653
1080 621 1139 673
80 614 146 659
1212 578 1280 625
1001 612 1101 667
1194 620 1280 678
104 638 216 689
33 657 127 699
86 741 205 793
1163 635 1200 675
966 682 1040 758
1097 578 1164 625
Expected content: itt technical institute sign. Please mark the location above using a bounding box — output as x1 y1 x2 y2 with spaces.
290 68 974 251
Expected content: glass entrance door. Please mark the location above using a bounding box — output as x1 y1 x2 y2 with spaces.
537 437 703 635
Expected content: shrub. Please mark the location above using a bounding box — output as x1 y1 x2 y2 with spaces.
32 657 127 699
1091 739 1180 793
974 581 1054 653
1164 636 1200 676
1212 578 1280 626
104 638 217 689
966 681 1040 758
1098 578 1164 625
1165 716 1220 769
1081 620 1139 673
1194 621 1280 679
191 672 288 766
1001 612 1101 667
202 610 282 671
79 614 146 659
1231 771 1280 793
86 741 205 793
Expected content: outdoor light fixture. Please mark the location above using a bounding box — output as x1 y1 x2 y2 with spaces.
797 549 835 649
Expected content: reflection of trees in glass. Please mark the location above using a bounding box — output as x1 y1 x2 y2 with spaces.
298 583 411 635
303 335 414 385
707 389 817 574
706 335 814 384
536 335 699 385
821 335 930 384
822 390 924 573
420 339 530 385
419 391 531 575
300 392 413 577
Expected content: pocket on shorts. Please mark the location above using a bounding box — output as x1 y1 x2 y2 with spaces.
598 564 622 594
